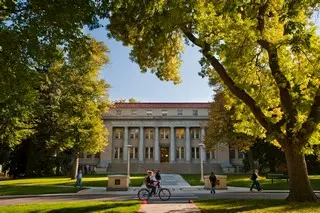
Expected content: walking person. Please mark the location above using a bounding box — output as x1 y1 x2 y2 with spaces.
250 169 262 191
209 172 217 194
75 170 83 188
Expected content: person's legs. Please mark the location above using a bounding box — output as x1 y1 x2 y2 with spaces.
256 181 261 191
250 181 255 191
79 179 82 188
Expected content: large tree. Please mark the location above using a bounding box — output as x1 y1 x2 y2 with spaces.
104 0 320 201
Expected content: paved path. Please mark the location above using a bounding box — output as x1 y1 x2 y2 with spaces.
1 174 320 213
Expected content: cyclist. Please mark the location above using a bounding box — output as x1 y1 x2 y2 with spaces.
155 170 161 188
145 170 156 196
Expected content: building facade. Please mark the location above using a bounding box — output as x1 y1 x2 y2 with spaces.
79 103 244 174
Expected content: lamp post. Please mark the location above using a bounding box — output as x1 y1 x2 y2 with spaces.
126 144 132 183
198 143 205 183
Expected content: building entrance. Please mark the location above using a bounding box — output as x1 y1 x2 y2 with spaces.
160 147 169 163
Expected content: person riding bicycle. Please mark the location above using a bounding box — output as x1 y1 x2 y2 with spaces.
154 170 161 187
145 170 156 196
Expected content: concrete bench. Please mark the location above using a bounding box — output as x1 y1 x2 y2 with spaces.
266 173 288 184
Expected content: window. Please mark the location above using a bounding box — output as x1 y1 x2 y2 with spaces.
176 147 185 159
160 128 169 139
114 147 123 159
130 147 138 159
94 152 100 158
145 147 154 159
193 110 199 116
87 154 92 159
162 109 168 116
192 147 200 159
175 128 185 139
145 128 154 139
191 128 200 139
130 128 139 139
116 109 122 115
229 147 235 159
207 149 215 159
131 109 137 115
114 128 123 139
238 152 245 159
177 109 183 116
146 110 152 116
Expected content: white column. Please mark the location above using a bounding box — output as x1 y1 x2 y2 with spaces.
186 127 191 162
154 127 160 163
201 127 206 161
170 126 175 163
123 127 128 161
139 127 144 162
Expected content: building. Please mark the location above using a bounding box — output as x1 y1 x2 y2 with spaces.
79 102 244 174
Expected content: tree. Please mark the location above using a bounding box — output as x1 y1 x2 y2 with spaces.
0 0 108 148
104 1 320 201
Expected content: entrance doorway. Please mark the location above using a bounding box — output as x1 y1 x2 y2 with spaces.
160 147 169 163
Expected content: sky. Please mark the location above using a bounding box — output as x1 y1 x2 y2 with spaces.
85 22 213 103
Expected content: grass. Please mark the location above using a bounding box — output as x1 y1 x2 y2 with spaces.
0 200 140 213
195 199 320 213
181 174 320 190
227 174 320 190
0 174 145 196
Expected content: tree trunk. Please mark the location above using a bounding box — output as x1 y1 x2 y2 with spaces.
71 152 79 180
284 145 318 202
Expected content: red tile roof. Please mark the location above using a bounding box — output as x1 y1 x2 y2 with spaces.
114 102 210 109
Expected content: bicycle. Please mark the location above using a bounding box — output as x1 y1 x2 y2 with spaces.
137 182 171 201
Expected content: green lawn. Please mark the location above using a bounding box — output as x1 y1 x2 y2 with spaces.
227 174 320 190
0 200 140 213
182 174 320 190
195 199 320 213
0 174 145 196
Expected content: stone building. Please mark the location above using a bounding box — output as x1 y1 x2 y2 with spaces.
79 102 244 174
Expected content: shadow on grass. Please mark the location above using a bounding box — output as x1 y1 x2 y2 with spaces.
44 202 138 213
196 199 320 213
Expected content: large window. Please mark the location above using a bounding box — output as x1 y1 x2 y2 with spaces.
238 152 245 159
130 128 139 139
177 109 183 116
130 147 138 159
145 128 154 139
192 147 200 159
162 109 168 116
145 147 154 159
206 149 215 159
146 110 152 116
160 128 169 139
94 152 100 159
114 147 123 159
190 128 200 139
193 110 199 116
114 128 124 139
175 128 185 139
176 147 185 159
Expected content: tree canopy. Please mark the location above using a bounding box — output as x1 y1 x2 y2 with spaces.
104 0 320 202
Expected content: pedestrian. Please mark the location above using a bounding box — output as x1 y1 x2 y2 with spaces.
250 169 262 191
75 170 83 188
145 170 156 196
85 164 89 175
209 172 217 194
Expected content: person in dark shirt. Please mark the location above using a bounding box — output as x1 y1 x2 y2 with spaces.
209 172 217 194
250 169 262 191
155 170 161 187
145 170 156 195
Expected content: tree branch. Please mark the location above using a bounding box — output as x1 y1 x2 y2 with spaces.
258 40 298 135
182 29 275 133
298 88 320 142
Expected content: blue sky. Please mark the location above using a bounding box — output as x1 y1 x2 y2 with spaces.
85 23 213 103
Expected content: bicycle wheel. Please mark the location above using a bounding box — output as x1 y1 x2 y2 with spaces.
158 188 171 201
138 188 150 201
